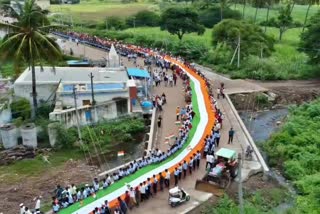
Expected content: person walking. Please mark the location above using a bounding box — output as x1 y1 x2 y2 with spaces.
157 115 162 128
34 196 41 212
228 128 234 144
104 200 112 214
206 153 212 169
183 160 188 178
139 183 146 202
129 187 137 209
193 153 197 171
174 168 179 186
152 174 158 194
173 73 177 86
118 197 128 214
215 131 221 147
189 157 193 175
165 169 170 188
176 106 180 121
159 172 164 191
134 186 140 207
147 178 153 198
196 150 201 169
124 191 130 210
178 163 182 180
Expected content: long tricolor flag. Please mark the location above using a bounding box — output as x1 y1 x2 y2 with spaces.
117 151 125 157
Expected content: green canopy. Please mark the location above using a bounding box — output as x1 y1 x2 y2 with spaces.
216 148 237 159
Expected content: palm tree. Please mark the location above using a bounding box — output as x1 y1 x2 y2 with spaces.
253 0 260 23
219 0 231 21
0 0 62 119
264 0 273 33
302 0 319 32
242 0 246 19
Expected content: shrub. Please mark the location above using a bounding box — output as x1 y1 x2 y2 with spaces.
105 16 127 31
55 125 78 149
11 98 31 120
127 11 160 27
36 103 54 119
202 42 233 65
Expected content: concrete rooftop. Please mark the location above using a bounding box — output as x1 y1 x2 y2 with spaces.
15 66 128 84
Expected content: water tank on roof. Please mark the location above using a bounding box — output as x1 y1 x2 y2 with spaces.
0 124 18 149
21 123 37 148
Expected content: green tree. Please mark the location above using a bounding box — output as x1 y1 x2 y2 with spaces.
133 10 160 27
161 7 205 40
212 19 274 58
300 11 320 64
198 6 241 28
0 0 62 118
277 3 293 41
105 16 127 30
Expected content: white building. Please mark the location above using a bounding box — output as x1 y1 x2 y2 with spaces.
14 46 143 127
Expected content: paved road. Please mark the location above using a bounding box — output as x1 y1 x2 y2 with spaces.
58 39 266 214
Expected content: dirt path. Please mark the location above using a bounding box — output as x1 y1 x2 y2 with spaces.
0 160 93 214
250 79 320 104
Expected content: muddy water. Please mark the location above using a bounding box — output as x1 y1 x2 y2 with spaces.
239 108 296 212
239 108 288 144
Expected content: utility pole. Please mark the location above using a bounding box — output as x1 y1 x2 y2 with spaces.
230 44 239 66
73 86 83 145
106 19 108 31
89 72 96 106
237 34 241 68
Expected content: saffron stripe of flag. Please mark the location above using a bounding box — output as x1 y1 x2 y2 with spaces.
117 151 125 156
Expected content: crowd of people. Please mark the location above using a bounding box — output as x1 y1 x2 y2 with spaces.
42 31 226 214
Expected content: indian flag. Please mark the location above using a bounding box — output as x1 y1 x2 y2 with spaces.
117 151 125 157
175 121 181 126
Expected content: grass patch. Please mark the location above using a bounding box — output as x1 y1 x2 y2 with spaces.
50 1 158 22
0 150 83 184
123 26 212 44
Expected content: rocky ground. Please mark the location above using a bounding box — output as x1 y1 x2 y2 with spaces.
0 159 94 213
188 173 284 214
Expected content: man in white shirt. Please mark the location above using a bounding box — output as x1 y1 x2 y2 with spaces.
129 187 137 208
19 203 25 214
206 153 212 169
139 183 146 202
35 196 41 211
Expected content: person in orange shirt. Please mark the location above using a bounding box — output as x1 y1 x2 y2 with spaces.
176 106 180 121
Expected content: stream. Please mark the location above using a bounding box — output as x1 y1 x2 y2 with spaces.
239 108 296 213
